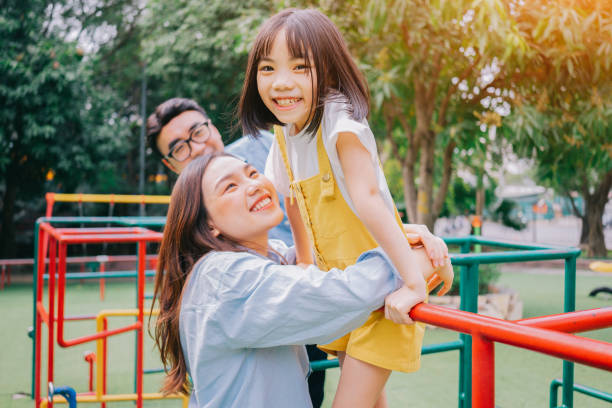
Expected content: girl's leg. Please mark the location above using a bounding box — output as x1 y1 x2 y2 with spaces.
332 354 390 408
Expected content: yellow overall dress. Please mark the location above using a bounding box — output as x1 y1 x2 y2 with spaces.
275 125 425 372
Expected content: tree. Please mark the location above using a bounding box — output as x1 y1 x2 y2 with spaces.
0 0 129 257
140 0 272 142
288 0 522 229
505 0 612 256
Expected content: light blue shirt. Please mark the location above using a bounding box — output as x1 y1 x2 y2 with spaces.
225 131 293 245
179 240 402 408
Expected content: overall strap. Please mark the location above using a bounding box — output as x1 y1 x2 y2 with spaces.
274 125 298 204
316 127 335 198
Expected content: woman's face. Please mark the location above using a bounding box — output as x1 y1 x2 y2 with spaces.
202 156 284 252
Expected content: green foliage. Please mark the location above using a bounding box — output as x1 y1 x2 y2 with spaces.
140 0 272 142
0 0 130 256
447 263 501 296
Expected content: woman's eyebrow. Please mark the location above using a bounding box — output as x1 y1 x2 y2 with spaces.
213 163 250 191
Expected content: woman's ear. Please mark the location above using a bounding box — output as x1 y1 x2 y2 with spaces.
208 222 220 237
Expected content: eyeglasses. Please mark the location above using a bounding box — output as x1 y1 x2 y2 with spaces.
164 121 212 162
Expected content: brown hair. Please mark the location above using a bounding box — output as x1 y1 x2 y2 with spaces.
239 8 369 137
151 152 242 395
146 98 209 157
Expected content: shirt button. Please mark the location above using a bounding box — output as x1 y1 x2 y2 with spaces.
322 173 331 182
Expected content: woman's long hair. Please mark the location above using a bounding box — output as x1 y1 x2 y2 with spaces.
152 152 242 395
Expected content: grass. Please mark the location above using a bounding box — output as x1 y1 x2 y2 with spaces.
1 268 611 408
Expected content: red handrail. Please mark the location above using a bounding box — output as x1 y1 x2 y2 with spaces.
410 304 612 407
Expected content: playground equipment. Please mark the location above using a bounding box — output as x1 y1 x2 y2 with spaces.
30 203 612 407
33 219 187 407
312 236 612 408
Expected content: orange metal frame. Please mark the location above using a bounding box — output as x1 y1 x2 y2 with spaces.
34 223 164 408
410 304 612 408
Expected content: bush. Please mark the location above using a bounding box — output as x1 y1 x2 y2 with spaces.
446 264 501 295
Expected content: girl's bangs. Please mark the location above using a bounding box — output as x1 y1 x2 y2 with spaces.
255 23 311 65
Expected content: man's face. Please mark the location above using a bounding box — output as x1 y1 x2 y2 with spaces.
157 110 225 173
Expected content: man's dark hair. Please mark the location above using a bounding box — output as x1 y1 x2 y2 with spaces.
146 98 209 157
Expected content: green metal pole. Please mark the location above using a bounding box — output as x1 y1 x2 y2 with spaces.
549 379 560 408
562 255 577 408
458 239 472 408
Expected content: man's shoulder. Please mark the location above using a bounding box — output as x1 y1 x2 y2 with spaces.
226 130 274 152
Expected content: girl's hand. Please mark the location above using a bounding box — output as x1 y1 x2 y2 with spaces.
403 224 449 268
384 284 426 325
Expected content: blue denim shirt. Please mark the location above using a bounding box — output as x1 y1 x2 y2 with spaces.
226 131 293 245
179 241 402 408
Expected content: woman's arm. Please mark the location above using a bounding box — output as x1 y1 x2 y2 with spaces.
336 131 429 323
196 249 401 349
285 197 314 266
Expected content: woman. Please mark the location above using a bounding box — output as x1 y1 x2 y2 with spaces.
152 152 445 408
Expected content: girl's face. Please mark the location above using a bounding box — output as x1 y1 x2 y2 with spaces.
202 156 283 253
257 29 317 134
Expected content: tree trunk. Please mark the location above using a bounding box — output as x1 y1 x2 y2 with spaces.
402 161 418 223
432 139 456 217
583 170 612 257
584 197 606 257
579 216 589 245
566 190 588 244
417 132 435 229
0 162 18 258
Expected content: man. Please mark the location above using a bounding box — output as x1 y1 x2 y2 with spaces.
146 97 326 407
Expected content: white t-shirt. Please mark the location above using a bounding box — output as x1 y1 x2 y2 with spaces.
264 100 396 217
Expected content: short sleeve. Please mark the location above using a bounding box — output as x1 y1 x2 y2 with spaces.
264 138 291 197
322 102 379 177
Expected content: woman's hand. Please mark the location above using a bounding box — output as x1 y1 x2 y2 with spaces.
403 224 448 268
384 284 426 325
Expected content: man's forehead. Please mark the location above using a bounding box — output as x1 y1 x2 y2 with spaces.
159 111 207 150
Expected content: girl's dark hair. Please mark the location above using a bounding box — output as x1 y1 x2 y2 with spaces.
239 8 369 137
151 152 242 395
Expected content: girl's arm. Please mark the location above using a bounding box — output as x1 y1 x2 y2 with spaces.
285 197 314 265
336 132 428 323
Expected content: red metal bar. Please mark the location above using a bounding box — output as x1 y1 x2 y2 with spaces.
34 227 46 408
84 352 96 392
54 227 144 235
48 238 56 408
516 307 612 333
410 304 612 371
58 233 162 244
136 241 145 408
58 322 142 347
472 334 495 408
1 265 5 290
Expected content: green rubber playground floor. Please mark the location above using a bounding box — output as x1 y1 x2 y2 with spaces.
1 268 610 407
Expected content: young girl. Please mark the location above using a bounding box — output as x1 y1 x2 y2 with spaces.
239 9 454 408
